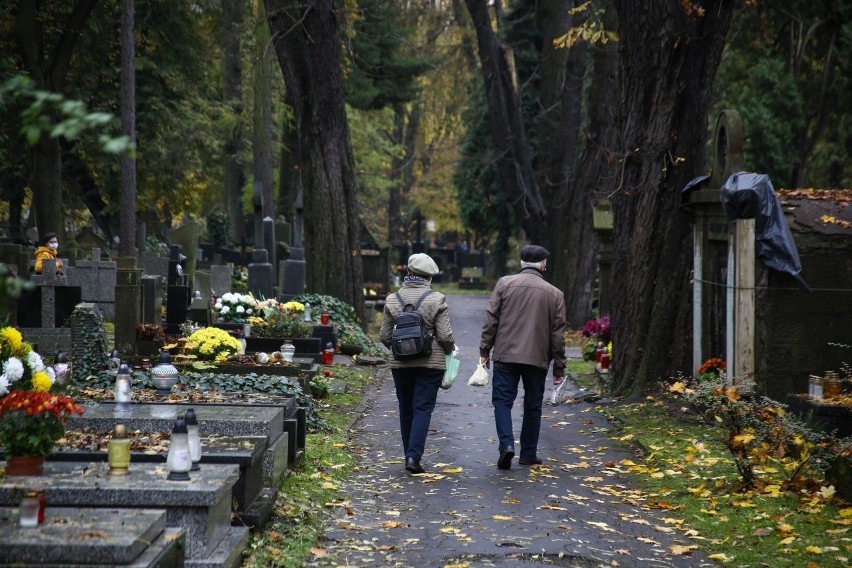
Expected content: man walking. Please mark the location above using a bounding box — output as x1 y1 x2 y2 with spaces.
479 245 566 469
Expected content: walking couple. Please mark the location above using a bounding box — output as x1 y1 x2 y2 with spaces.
380 246 566 474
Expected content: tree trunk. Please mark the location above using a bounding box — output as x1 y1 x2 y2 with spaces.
222 0 245 243
464 0 546 245
536 0 595 329
265 0 365 323
13 0 99 239
119 0 137 256
254 2 276 220
609 1 735 397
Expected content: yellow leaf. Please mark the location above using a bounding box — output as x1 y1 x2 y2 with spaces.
805 546 823 554
443 467 463 474
439 527 461 534
492 515 513 521
776 523 795 534
669 381 686 394
669 544 698 555
321 482 338 490
732 434 756 446
383 521 402 528
503 498 520 504
839 508 852 518
779 536 796 545
819 485 836 499
708 553 733 562
826 528 849 535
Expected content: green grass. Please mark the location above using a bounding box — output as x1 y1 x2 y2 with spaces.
431 282 491 296
602 401 850 565
241 365 375 567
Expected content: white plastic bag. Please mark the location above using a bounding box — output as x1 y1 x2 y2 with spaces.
441 347 461 390
467 361 490 387
550 378 569 405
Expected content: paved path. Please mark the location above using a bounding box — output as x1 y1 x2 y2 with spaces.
311 295 709 567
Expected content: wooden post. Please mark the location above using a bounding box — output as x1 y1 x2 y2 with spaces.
733 218 755 382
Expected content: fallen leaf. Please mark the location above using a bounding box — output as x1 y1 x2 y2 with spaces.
310 548 327 557
383 521 402 528
443 466 464 474
708 553 732 562
669 544 698 555
492 515 513 521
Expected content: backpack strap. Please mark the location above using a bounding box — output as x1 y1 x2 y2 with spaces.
395 290 433 312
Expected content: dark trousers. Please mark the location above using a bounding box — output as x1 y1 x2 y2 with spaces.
492 362 547 458
392 367 443 461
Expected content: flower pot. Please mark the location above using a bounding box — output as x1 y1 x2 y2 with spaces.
4 455 46 476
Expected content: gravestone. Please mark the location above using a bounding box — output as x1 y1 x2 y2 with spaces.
141 275 164 325
114 257 142 355
137 253 169 279
0 461 247 567
69 247 117 319
210 264 233 298
17 260 81 332
279 188 306 301
165 245 190 334
74 226 109 261
194 270 212 304
0 507 185 567
263 217 276 289
189 291 211 327
169 221 200 283
247 249 274 300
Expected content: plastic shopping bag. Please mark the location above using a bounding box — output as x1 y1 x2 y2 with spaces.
467 361 490 387
441 347 461 390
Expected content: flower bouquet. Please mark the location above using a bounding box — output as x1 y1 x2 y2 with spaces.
0 326 55 396
213 292 260 323
0 390 84 457
186 327 243 362
247 300 313 339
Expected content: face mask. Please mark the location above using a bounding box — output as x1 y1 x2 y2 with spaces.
48 243 58 250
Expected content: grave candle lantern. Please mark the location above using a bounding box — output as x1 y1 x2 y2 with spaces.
303 302 312 322
108 424 131 475
114 362 132 408
166 416 192 481
185 409 202 471
19 491 39 528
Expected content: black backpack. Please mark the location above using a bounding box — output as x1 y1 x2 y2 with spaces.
390 290 434 360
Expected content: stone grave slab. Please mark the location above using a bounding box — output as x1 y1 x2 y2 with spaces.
44 434 277 529
0 507 185 567
0 461 246 567
67 403 284 441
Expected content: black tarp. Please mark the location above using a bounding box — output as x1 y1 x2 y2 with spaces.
719 172 809 291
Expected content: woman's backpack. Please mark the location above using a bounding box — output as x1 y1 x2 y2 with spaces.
391 290 434 359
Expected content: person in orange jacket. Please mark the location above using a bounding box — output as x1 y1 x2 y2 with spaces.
34 232 63 275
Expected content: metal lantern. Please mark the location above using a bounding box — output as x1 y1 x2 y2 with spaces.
184 409 202 471
166 416 192 481
151 352 180 396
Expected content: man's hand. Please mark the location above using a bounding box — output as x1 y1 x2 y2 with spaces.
553 375 564 387
480 356 490 369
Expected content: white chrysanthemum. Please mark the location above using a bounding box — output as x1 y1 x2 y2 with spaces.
246 309 253 315
0 374 9 396
220 306 231 314
214 301 223 310
3 357 24 381
236 306 245 314
221 292 233 303
45 366 56 385
26 351 45 373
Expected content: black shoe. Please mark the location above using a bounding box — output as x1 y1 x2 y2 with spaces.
518 456 543 466
497 446 515 470
405 457 425 474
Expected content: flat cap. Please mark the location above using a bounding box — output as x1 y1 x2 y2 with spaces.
407 253 440 276
520 244 550 263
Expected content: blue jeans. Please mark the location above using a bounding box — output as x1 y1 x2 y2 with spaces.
492 362 547 457
392 367 443 461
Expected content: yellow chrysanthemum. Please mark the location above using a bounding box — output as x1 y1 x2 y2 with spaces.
31 371 52 392
15 341 33 357
0 326 23 352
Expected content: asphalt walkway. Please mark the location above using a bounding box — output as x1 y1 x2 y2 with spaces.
311 294 710 567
